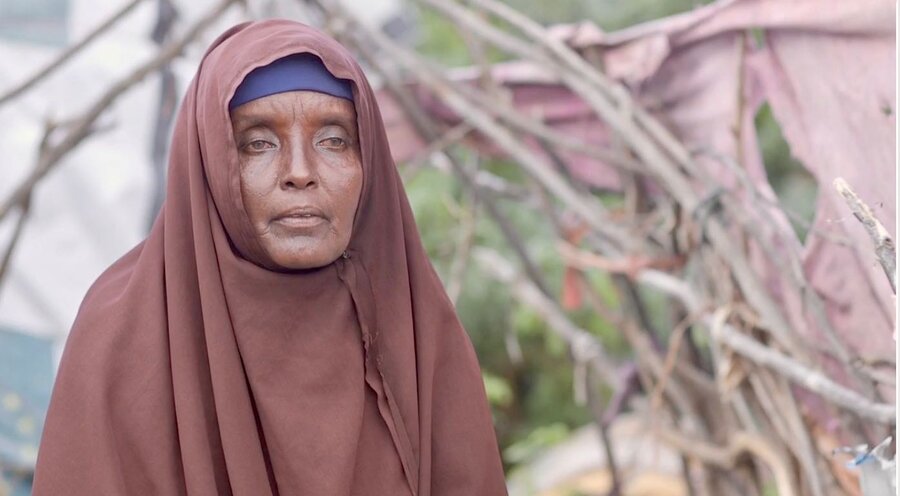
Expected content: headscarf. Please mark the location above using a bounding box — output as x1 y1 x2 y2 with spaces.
33 19 507 496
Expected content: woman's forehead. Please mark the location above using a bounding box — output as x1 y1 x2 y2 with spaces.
229 91 358 130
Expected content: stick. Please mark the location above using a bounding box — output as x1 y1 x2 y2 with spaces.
654 428 798 496
0 0 240 222
0 194 32 286
320 2 639 252
710 322 895 424
473 247 620 385
0 0 148 107
420 0 807 357
834 177 896 293
323 7 554 295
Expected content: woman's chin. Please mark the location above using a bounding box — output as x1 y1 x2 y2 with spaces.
267 243 343 270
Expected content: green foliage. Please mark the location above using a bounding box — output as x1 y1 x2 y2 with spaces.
754 103 818 242
415 7 474 67
762 482 780 496
415 6 509 67
483 372 515 407
502 422 570 465
502 0 713 29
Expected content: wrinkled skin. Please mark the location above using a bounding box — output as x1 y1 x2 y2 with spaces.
231 90 363 270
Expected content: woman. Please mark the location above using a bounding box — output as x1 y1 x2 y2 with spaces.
33 19 507 495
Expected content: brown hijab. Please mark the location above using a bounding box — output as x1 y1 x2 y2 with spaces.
33 19 507 496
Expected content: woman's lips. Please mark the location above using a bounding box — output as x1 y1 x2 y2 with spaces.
273 206 327 230
274 216 325 229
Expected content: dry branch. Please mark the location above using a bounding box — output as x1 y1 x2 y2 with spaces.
633 269 896 425
0 193 31 285
473 246 619 385
712 322 895 424
0 0 240 224
320 2 639 253
654 428 798 496
834 177 896 293
422 0 810 363
0 0 148 107
316 2 554 295
473 246 627 492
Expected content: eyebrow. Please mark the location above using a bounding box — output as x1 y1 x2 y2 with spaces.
231 110 357 134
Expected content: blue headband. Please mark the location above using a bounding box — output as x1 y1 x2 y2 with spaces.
229 53 354 110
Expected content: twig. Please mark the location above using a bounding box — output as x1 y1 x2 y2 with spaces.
321 2 638 252
571 259 718 494
760 368 829 496
691 146 853 248
0 0 147 107
636 269 896 424
409 150 532 201
449 78 641 172
473 247 619 385
653 428 798 496
467 0 696 179
422 0 807 358
711 316 895 424
445 162 479 304
650 312 698 411
0 194 32 286
558 241 686 277
0 0 240 223
834 177 896 293
475 246 632 492
0 118 109 288
321 6 554 295
600 363 640 426
700 148 878 400
402 123 472 174
146 0 180 230
585 366 623 496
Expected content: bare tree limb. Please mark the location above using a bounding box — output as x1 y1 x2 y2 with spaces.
146 0 180 230
445 162 478 304
0 194 32 286
653 428 798 496
0 0 240 223
319 2 639 252
565 238 894 422
421 0 808 359
317 5 556 295
712 322 895 424
474 246 631 492
635 269 897 424
700 148 880 405
585 366 623 496
463 0 699 175
834 177 896 293
401 123 472 174
473 247 620 385
0 0 148 107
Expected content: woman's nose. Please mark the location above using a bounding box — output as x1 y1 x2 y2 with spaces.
281 143 317 190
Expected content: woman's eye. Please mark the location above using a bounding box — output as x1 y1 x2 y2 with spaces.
245 140 275 152
318 137 346 149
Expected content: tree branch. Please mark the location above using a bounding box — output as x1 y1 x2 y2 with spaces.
834 177 896 293
0 0 148 107
0 0 240 223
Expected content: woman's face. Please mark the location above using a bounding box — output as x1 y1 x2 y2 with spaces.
230 90 363 270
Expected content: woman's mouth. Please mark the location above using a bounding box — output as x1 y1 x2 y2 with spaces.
273 206 327 229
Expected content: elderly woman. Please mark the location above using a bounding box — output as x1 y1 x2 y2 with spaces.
32 20 507 495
